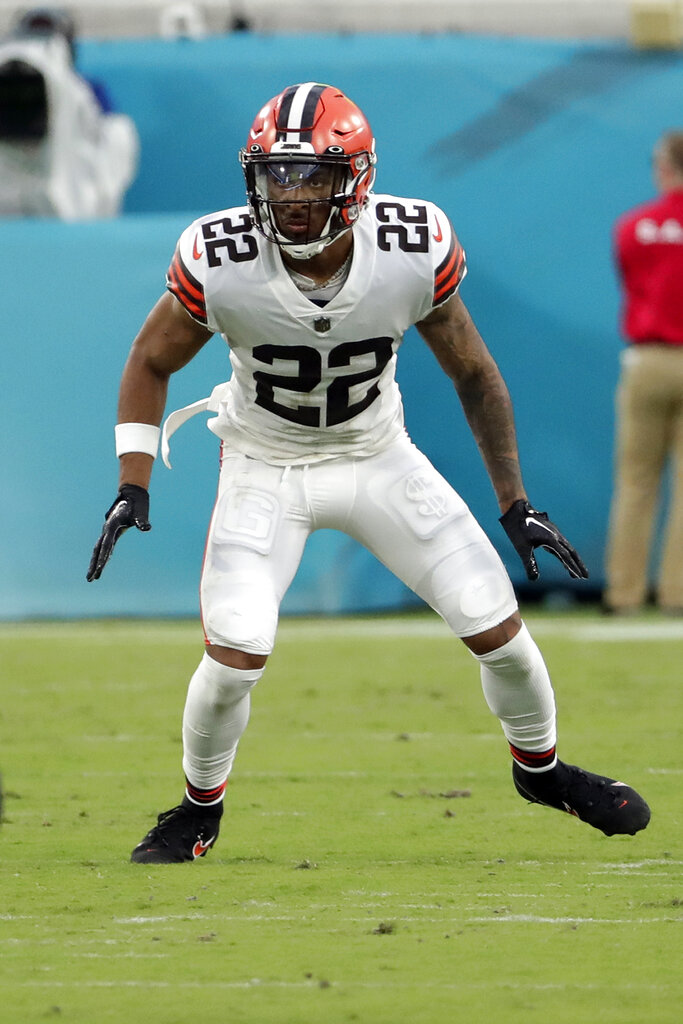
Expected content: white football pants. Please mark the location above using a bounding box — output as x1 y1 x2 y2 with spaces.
199 432 518 653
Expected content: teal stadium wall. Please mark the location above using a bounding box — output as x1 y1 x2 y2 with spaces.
2 32 681 618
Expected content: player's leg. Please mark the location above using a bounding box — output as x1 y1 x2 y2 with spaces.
346 436 650 836
131 455 310 864
346 439 557 776
605 349 669 612
463 617 649 835
656 353 683 612
337 437 552 762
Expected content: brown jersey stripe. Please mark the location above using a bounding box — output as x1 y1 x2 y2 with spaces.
166 249 207 324
433 246 465 305
433 227 466 305
434 218 458 280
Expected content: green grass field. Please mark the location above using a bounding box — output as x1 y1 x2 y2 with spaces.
0 609 680 1023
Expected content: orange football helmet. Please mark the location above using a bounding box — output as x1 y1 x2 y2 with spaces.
240 82 376 259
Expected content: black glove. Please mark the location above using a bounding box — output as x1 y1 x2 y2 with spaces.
86 484 151 582
499 499 589 582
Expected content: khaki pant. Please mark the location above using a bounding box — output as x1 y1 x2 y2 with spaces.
605 345 683 611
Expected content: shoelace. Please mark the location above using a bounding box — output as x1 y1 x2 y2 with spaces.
147 806 188 842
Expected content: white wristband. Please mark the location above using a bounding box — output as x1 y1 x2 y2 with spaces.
115 422 160 458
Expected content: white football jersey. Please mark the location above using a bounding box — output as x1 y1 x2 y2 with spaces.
166 193 466 465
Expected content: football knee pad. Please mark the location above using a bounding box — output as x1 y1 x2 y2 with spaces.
203 584 278 656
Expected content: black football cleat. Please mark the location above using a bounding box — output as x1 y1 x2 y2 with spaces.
512 759 651 836
131 802 222 864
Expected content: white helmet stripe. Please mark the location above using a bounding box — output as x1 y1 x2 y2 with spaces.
280 82 325 143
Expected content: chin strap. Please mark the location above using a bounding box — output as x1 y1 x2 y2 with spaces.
279 236 329 260
274 205 340 260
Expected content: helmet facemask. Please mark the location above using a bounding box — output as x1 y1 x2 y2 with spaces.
243 151 375 260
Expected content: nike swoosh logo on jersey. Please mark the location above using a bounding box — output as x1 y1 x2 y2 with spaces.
192 235 202 260
525 516 555 536
192 835 216 858
433 216 443 243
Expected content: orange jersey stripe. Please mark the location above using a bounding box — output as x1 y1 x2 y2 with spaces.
434 253 464 303
434 242 458 288
433 230 466 306
166 249 207 324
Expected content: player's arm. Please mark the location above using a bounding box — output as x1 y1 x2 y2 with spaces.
87 293 213 581
116 292 213 488
416 293 588 580
417 292 524 512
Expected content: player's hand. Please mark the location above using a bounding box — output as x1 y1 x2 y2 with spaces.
86 484 151 581
499 499 589 582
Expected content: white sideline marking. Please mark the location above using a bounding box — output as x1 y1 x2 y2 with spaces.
4 903 676 928
14 979 672 991
73 952 168 959
285 618 683 642
596 859 682 869
112 913 674 926
468 915 672 924
532 620 683 642
2 616 683 643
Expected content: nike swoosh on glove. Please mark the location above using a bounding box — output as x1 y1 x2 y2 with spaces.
87 484 151 581
499 499 589 582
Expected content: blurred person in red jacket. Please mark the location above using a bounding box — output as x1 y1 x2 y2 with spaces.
605 131 683 615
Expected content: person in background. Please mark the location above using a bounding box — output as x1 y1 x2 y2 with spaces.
604 131 683 615
0 6 138 218
12 7 114 110
87 83 650 863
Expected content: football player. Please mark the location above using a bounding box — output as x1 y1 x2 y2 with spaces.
87 83 650 862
